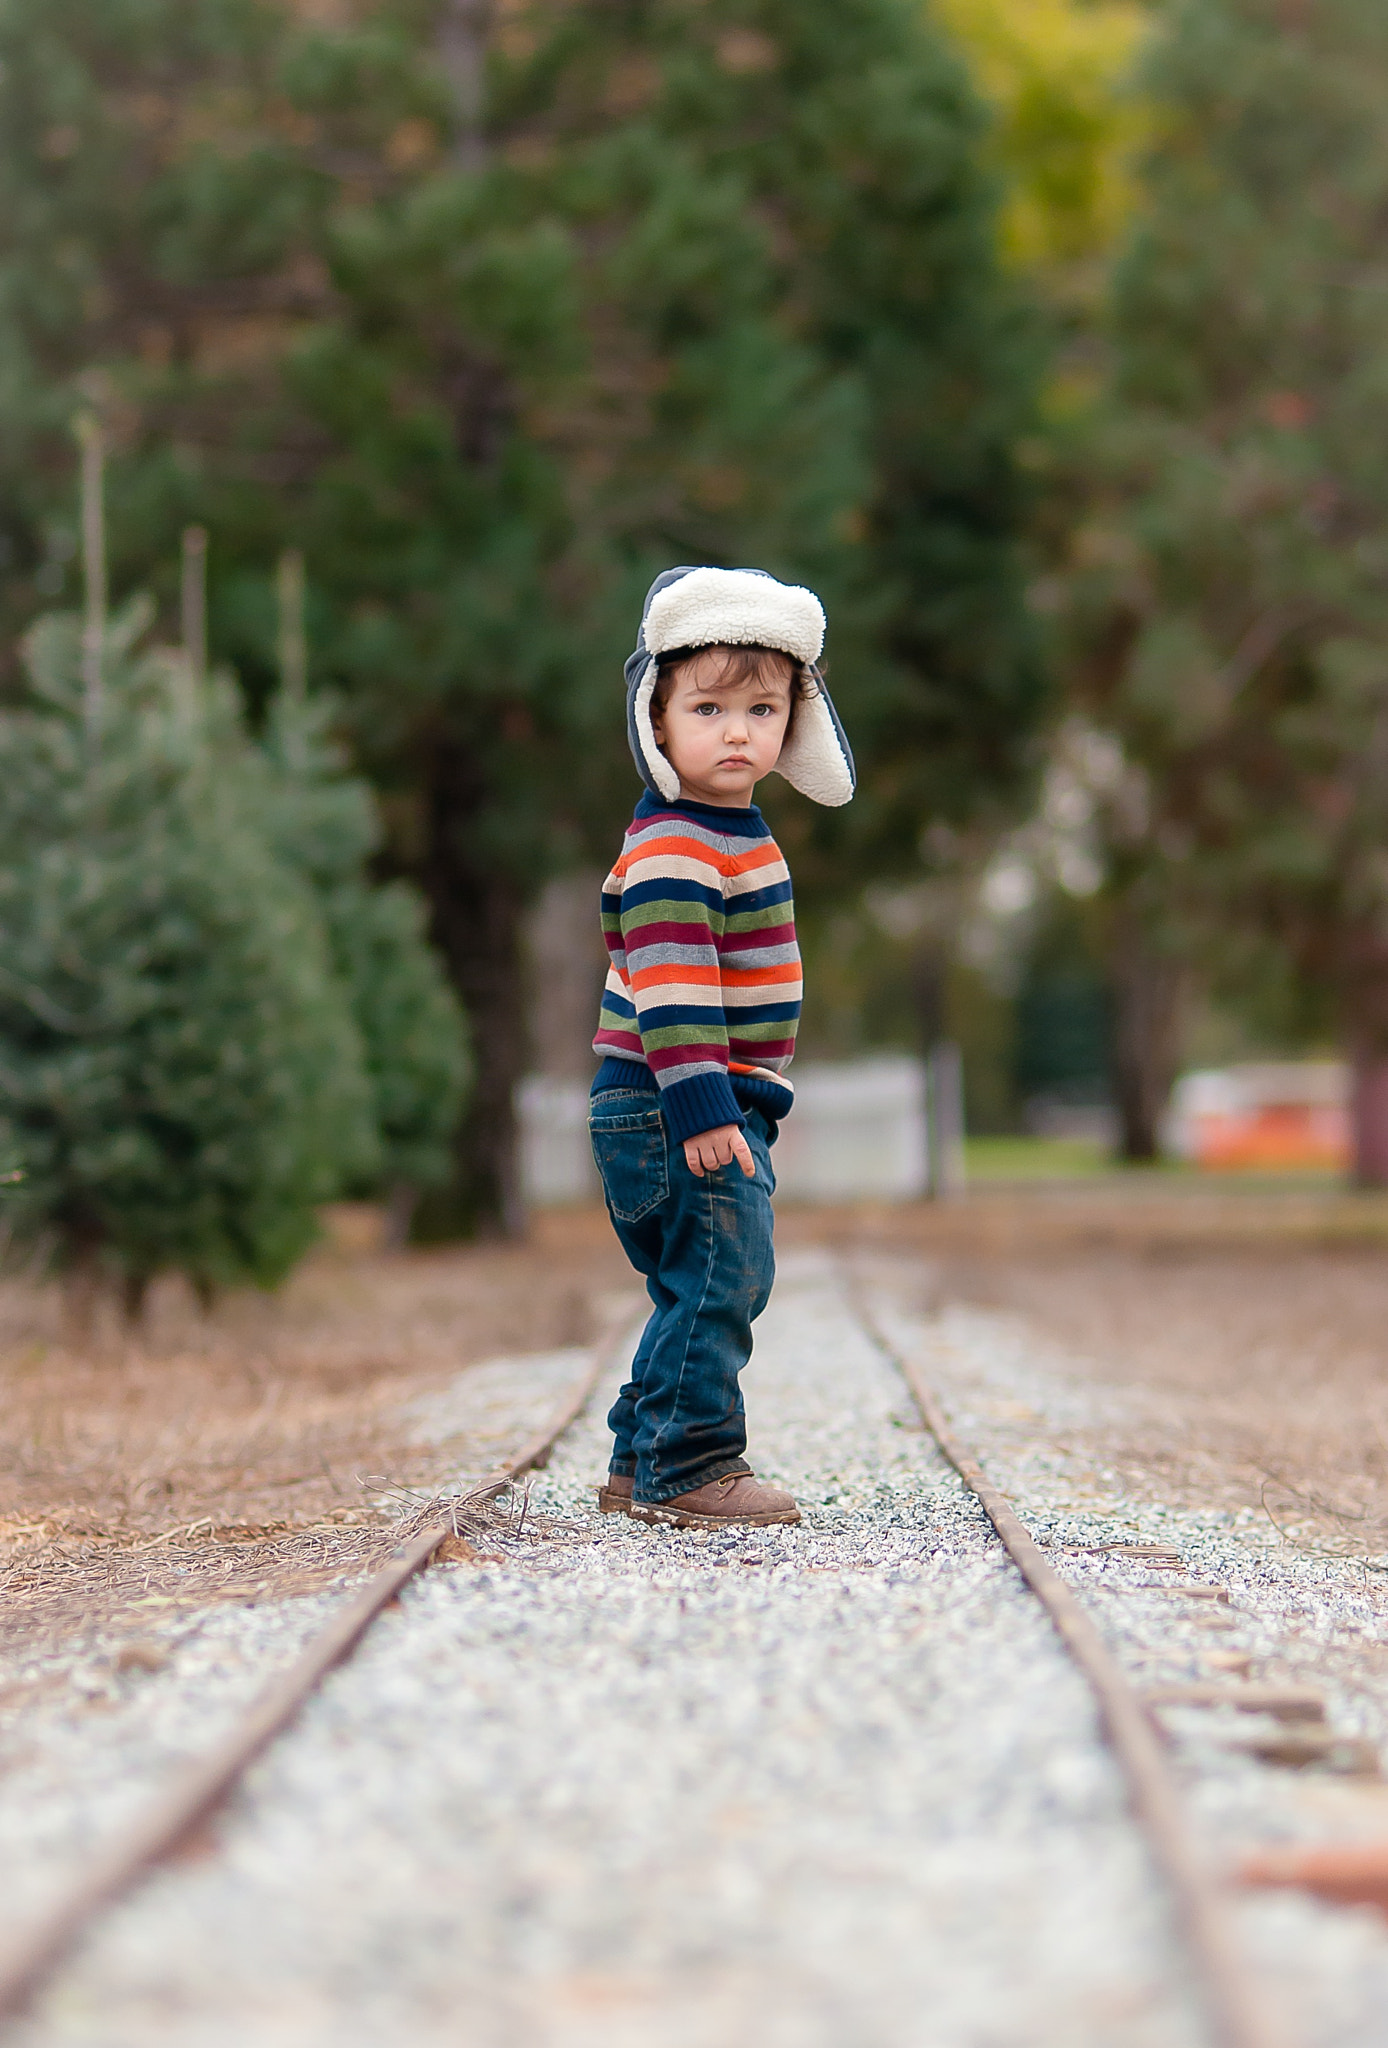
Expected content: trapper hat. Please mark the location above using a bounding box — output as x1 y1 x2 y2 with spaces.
624 565 855 807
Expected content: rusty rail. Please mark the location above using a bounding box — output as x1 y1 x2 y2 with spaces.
0 1329 621 2023
853 1284 1287 2048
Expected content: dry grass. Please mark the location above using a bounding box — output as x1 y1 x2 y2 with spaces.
938 1243 1388 1561
0 1209 626 1653
790 1183 1388 1568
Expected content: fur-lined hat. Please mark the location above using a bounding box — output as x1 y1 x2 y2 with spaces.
623 565 855 807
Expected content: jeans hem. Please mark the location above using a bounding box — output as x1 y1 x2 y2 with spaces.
631 1454 751 1506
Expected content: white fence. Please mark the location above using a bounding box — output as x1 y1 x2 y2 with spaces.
517 1075 603 1204
519 1056 940 1207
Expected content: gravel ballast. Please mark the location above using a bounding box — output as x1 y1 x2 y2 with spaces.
5 1248 1387 2045
870 1283 1388 2048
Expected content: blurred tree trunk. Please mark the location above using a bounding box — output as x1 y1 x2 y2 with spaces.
1350 1057 1388 1186
1341 931 1388 1186
438 0 491 168
910 940 947 1059
1110 911 1184 1162
525 871 607 1079
421 735 527 1239
404 0 528 1238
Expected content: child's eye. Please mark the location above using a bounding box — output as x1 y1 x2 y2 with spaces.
695 702 718 715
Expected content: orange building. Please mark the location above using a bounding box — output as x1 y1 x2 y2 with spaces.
1165 1063 1350 1172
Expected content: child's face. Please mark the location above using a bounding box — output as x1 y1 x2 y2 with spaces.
651 649 792 807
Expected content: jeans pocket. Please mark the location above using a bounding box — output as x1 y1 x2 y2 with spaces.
589 1106 669 1222
743 1111 776 1196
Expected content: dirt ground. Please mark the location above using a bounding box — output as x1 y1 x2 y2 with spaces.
793 1180 1388 1566
0 1210 631 1654
7 1181 1388 1655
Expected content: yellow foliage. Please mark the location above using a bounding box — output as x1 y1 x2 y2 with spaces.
934 0 1148 285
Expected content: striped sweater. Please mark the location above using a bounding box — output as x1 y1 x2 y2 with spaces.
593 794 800 1142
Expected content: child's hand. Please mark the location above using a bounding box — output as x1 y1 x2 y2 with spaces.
683 1124 756 1178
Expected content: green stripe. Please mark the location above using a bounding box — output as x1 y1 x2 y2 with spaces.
622 896 725 931
598 1001 637 1030
637 1022 730 1051
724 904 796 932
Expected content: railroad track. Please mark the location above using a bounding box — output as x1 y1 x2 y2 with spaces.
852 1283 1284 2048
0 1324 624 2025
0 1271 1291 2045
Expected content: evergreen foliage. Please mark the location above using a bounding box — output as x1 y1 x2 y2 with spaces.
0 0 1043 1222
255 688 470 1194
0 600 378 1301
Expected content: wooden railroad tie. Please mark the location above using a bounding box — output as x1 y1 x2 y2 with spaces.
1142 1684 1327 1724
1242 1840 1388 1918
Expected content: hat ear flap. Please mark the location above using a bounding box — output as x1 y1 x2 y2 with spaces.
634 659 681 802
775 665 855 806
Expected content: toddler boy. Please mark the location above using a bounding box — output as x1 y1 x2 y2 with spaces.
589 566 854 1527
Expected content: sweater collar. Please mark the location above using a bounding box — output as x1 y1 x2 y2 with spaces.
633 790 767 833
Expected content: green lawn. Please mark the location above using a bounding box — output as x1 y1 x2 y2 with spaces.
961 1136 1349 1188
963 1136 1114 1180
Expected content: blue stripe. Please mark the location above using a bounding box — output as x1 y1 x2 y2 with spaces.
632 1002 733 1034
723 881 794 917
629 1001 799 1033
717 1000 801 1025
620 875 725 917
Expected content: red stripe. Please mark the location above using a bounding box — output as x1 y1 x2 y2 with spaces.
625 920 722 949
720 923 796 952
594 1028 642 1053
647 1047 730 1074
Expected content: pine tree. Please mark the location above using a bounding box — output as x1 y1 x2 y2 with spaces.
255 680 470 1225
0 599 379 1312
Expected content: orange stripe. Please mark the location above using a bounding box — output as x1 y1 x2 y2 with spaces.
613 835 787 881
722 842 782 876
720 964 802 987
629 962 721 991
628 963 800 992
614 834 725 876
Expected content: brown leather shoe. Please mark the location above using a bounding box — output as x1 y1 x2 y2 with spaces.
631 1471 801 1529
597 1471 634 1515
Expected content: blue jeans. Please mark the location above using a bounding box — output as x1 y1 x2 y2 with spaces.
588 1083 777 1505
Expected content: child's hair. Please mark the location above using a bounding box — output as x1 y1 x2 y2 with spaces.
652 642 804 719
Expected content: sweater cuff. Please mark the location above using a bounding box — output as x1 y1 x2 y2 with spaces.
658 1071 746 1145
